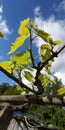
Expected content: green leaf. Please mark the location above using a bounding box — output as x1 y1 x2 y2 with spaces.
58 88 65 95
34 28 51 42
34 28 50 37
8 18 30 54
39 74 50 86
32 21 36 28
0 61 12 73
21 64 33 71
40 44 51 49
24 71 34 82
16 85 26 95
48 38 54 44
20 91 26 95
39 44 51 61
49 39 61 45
43 78 49 86
18 18 30 34
11 51 31 65
0 31 4 38
16 85 23 91
34 28 61 46
3 86 21 95
53 40 61 45
18 18 30 36
8 35 28 54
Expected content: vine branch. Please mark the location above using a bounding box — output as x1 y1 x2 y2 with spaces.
29 29 35 68
39 43 65 70
0 66 38 94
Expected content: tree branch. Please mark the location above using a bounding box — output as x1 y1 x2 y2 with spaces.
39 43 65 70
0 66 38 94
0 95 65 106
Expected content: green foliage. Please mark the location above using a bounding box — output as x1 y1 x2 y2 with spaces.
0 61 13 73
26 79 65 130
58 88 65 95
8 36 27 54
33 28 61 45
53 40 61 45
0 83 9 95
44 77 64 96
39 44 51 61
8 18 30 54
39 74 50 86
24 71 34 82
11 51 31 65
3 86 21 95
0 83 26 95
18 18 30 36
26 104 65 130
33 28 51 42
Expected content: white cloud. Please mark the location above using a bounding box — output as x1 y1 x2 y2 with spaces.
53 0 65 12
33 6 65 85
34 5 41 16
51 52 65 85
58 0 65 11
54 72 65 85
0 4 11 36
51 53 65 73
34 15 65 47
0 19 11 35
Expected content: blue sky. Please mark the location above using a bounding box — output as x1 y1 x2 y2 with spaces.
0 0 65 85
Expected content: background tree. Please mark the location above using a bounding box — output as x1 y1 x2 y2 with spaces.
0 83 22 95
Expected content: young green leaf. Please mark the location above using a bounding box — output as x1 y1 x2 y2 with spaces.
0 61 12 73
8 35 28 54
18 18 30 35
53 40 61 45
24 71 34 82
58 88 65 95
39 74 50 86
8 18 30 54
40 44 51 49
34 28 51 42
39 44 51 61
11 51 31 65
32 21 36 28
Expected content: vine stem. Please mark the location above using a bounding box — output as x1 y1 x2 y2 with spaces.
29 28 35 68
